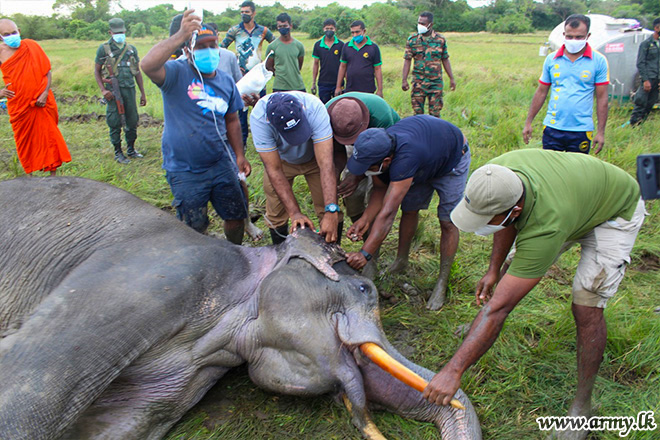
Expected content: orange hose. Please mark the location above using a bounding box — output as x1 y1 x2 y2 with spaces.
360 342 465 410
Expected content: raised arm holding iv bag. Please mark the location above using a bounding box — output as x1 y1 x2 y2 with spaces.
236 51 274 95
187 2 203 49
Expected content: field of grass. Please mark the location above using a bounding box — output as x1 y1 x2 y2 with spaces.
1 31 659 439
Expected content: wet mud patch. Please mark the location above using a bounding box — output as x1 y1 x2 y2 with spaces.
60 112 162 127
632 250 660 272
56 94 104 106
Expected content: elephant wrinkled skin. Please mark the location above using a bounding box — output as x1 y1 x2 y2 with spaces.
0 177 481 440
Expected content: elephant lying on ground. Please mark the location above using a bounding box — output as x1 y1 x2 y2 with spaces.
0 177 481 440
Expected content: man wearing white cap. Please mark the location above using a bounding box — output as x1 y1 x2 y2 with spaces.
423 149 644 439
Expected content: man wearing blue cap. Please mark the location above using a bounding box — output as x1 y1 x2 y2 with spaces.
345 115 470 310
141 9 250 244
250 91 341 244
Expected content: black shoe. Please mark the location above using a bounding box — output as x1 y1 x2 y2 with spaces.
126 148 144 158
114 152 131 164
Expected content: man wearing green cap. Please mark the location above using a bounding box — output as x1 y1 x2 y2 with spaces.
423 149 645 439
94 17 147 164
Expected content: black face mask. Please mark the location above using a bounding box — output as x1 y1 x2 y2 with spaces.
278 27 290 36
324 30 335 38
241 14 252 23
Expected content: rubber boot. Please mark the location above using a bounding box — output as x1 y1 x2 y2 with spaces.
426 255 454 310
269 224 289 245
114 144 130 164
126 143 144 158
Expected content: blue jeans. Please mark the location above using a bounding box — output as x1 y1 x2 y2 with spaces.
317 83 336 104
239 88 267 148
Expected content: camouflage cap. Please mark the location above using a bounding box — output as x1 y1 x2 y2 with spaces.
109 18 126 33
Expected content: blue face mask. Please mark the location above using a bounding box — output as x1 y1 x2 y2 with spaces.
112 33 126 44
2 33 21 49
193 47 220 74
352 34 364 44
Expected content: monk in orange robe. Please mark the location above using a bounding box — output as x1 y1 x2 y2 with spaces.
0 19 71 176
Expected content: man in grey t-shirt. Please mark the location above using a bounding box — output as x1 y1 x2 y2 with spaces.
250 91 341 244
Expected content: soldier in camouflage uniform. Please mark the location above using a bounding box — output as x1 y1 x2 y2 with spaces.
94 18 147 164
402 12 456 118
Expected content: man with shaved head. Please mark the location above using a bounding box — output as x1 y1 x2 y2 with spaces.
0 18 70 176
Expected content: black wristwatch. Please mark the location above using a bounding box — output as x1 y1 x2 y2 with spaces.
325 203 341 213
359 249 372 261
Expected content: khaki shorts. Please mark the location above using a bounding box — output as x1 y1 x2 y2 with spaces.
263 158 343 229
506 199 646 308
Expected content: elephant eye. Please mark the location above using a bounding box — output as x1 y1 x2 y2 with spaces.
359 284 369 293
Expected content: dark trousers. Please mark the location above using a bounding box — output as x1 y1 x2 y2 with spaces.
317 83 336 104
106 86 138 149
630 78 659 125
238 88 267 148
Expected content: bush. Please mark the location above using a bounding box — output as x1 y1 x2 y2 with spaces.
486 13 534 34
130 22 146 38
10 14 66 40
364 3 416 46
74 19 108 41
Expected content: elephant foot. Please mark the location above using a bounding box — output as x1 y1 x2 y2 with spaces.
387 257 408 275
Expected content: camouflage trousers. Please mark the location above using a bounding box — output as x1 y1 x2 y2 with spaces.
411 82 443 117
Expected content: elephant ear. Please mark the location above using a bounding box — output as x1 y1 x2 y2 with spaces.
275 229 346 282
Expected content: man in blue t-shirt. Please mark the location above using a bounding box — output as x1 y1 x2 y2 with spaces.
345 115 471 310
523 14 609 154
141 10 250 244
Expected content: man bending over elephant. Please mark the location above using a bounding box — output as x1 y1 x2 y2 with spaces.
344 115 470 310
424 149 645 440
250 91 341 244
141 9 250 244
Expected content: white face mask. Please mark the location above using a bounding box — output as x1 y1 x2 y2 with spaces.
474 208 515 237
364 162 384 177
564 38 587 54
418 24 429 34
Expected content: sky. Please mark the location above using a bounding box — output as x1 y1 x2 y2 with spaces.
0 0 491 16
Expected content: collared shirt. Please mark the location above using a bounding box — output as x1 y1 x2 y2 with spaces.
250 91 333 165
403 31 449 85
636 36 659 82
221 22 275 73
312 35 345 85
340 36 382 93
490 150 640 279
538 44 609 132
325 91 400 128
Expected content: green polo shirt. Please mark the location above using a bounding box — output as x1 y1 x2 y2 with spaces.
325 91 400 128
490 149 640 279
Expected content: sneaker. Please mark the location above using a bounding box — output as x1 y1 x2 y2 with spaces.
114 152 131 164
126 149 144 158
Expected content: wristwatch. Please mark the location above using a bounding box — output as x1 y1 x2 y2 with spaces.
359 249 372 261
324 203 341 213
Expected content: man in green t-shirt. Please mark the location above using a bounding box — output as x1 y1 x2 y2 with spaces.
265 13 305 92
325 91 400 277
422 150 644 439
94 18 147 164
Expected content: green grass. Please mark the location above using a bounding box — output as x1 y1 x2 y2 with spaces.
1 31 659 439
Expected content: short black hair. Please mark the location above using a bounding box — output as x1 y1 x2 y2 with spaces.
276 12 292 25
323 18 337 28
350 20 365 30
240 1 256 12
653 17 660 28
419 11 433 23
565 14 590 32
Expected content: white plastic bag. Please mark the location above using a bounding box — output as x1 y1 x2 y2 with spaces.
236 51 274 95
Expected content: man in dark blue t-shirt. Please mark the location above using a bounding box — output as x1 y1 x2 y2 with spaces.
141 10 250 244
345 115 471 310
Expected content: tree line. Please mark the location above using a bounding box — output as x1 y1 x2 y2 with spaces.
7 0 660 43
